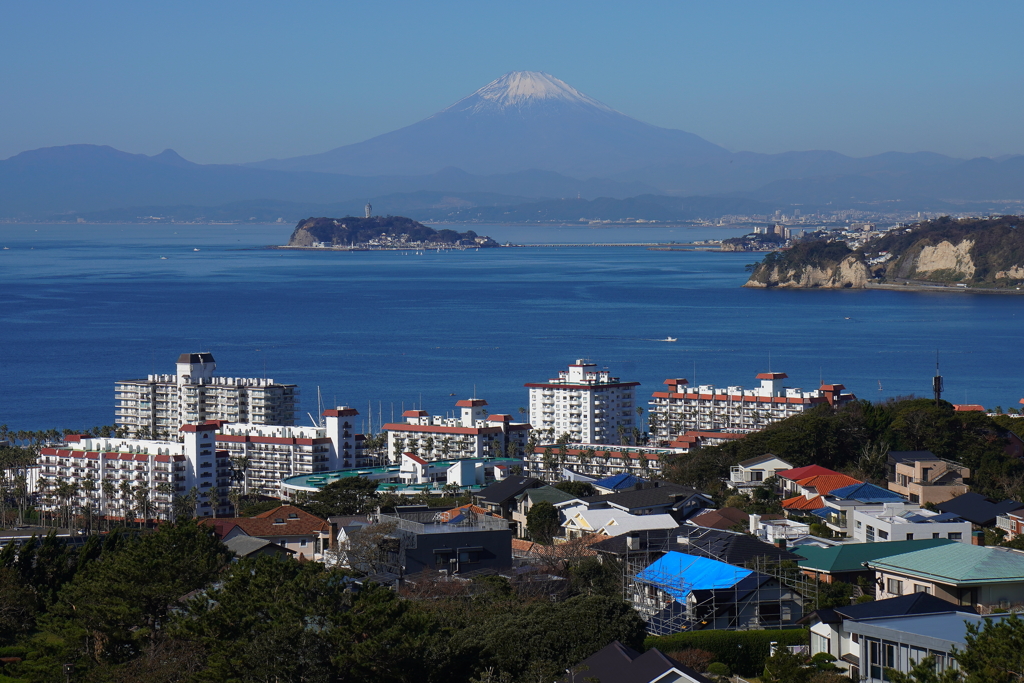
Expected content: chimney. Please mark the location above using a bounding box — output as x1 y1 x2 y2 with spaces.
973 530 984 546
774 538 787 549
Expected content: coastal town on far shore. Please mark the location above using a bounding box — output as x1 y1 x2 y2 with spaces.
5 350 1024 681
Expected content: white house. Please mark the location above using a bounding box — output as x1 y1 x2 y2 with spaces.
562 506 678 538
729 454 793 491
852 503 972 544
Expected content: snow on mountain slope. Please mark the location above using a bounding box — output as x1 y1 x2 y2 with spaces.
441 71 618 114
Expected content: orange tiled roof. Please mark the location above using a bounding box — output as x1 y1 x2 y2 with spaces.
795 473 862 496
782 494 825 510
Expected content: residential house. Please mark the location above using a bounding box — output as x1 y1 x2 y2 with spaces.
378 507 512 576
632 551 804 635
583 482 714 521
562 640 711 683
592 526 801 570
776 465 844 496
473 477 544 522
749 514 812 545
511 485 583 538
996 507 1024 540
592 473 646 495
729 454 793 492
887 451 970 505
223 535 295 560
781 472 863 514
847 611 1006 682
794 538 955 586
818 482 909 537
935 491 1023 528
851 504 972 543
807 593 975 680
688 507 749 531
202 505 332 561
867 542 1024 611
562 508 679 539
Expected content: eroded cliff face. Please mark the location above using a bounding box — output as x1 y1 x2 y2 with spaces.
745 254 870 288
911 240 976 279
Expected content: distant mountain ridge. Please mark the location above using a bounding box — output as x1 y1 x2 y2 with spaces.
5 71 1024 219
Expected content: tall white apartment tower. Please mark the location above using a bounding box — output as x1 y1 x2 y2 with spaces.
116 353 299 438
525 360 640 444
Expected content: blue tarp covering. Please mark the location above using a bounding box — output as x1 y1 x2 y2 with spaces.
635 551 753 601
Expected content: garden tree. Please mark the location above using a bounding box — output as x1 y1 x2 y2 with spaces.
0 565 37 644
557 432 572 468
814 580 854 609
505 439 520 460
491 437 504 458
554 480 596 498
542 447 557 475
526 501 560 543
886 657 963 683
954 612 1024 683
40 521 232 667
848 440 890 485
762 645 812 683
566 556 621 597
303 476 379 517
172 557 341 682
342 521 401 575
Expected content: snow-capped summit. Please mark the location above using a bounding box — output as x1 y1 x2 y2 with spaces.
443 71 616 114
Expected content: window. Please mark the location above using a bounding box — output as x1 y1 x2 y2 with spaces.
879 529 889 540
948 532 962 540
933 532 940 539
300 539 308 547
751 470 764 482
866 526 876 542
914 584 931 594
887 578 904 595
458 550 480 564
905 533 915 540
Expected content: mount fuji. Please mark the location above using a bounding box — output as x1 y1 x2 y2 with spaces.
249 71 728 178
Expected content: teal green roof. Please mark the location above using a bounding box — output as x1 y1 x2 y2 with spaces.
281 458 525 490
867 543 1024 585
522 486 579 505
794 538 955 573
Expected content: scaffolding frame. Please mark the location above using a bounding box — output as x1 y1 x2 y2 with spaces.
620 527 819 636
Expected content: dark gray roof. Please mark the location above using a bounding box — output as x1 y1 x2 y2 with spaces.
177 352 215 364
224 535 293 558
563 640 710 683
475 477 542 505
591 527 801 565
584 482 706 512
813 593 973 625
888 450 938 463
935 492 1023 526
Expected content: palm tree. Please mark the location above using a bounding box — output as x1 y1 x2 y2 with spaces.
134 483 151 528
101 480 116 528
208 485 221 519
392 437 406 462
81 476 96 532
228 487 242 517
423 436 435 459
119 479 134 526
156 482 175 521
440 437 452 460
230 455 251 494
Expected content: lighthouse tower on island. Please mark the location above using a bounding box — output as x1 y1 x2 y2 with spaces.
364 202 372 218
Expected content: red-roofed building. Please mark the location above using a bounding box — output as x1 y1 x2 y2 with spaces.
648 372 855 445
201 505 331 561
384 398 531 462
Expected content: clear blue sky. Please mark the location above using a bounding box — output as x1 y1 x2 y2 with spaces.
3 1 1022 164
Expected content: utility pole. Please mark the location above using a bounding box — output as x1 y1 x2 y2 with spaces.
933 351 943 406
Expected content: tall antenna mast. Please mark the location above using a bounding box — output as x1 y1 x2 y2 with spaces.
933 350 943 405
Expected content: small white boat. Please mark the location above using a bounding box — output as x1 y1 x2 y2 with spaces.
661 337 677 342
160 256 168 260
194 248 201 252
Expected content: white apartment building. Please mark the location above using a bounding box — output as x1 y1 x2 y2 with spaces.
648 373 854 444
215 406 367 496
526 360 639 444
383 399 531 462
853 503 972 544
37 423 227 521
115 353 299 438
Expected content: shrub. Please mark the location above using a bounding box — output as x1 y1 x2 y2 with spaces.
645 628 809 677
664 648 714 672
707 662 731 676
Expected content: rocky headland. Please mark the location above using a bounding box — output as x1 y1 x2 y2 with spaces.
745 216 1024 290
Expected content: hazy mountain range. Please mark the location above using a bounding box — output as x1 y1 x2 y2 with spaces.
4 71 1024 221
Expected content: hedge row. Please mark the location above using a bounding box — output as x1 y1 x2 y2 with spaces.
644 628 809 677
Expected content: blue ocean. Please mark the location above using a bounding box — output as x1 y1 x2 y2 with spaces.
0 223 1020 432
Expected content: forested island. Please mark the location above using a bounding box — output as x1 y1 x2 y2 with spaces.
286 215 499 249
745 215 1024 289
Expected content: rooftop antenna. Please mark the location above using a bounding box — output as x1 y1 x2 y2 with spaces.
933 350 943 406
